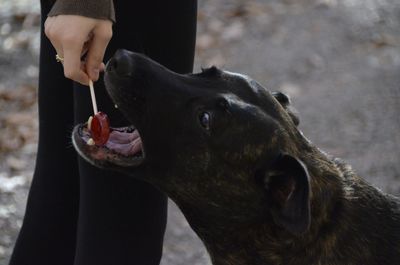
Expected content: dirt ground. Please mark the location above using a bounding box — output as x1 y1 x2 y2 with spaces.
1 0 399 264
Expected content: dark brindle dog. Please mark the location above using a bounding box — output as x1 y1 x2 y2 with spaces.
73 50 400 265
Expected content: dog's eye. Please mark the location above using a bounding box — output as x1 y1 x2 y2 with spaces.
199 112 211 130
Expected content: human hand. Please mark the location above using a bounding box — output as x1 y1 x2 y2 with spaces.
45 15 113 85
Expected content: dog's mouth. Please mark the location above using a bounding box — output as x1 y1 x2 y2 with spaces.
73 123 145 167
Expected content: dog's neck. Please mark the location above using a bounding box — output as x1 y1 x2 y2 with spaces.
176 151 399 265
171 152 336 265
198 224 297 265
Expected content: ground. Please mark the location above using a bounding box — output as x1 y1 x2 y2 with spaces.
0 0 399 264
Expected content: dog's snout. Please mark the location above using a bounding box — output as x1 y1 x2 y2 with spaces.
107 49 134 76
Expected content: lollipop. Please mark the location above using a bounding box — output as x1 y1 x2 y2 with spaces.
86 80 110 146
87 112 110 145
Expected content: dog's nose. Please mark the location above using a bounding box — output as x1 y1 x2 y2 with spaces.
107 49 134 76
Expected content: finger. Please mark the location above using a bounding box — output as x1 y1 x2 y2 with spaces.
81 60 87 71
49 39 64 66
81 41 90 58
85 25 112 81
63 43 90 85
50 40 64 63
85 31 94 42
99 62 106 72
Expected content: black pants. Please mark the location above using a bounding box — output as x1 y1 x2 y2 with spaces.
9 1 197 265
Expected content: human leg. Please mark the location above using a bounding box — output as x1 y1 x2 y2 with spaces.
72 1 197 265
9 1 80 264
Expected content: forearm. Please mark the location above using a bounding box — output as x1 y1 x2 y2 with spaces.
47 0 115 23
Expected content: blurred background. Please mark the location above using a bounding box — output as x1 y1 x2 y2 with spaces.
0 0 399 264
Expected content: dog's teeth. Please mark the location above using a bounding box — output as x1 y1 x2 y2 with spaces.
87 116 93 130
87 138 95 146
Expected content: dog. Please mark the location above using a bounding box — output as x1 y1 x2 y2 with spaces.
73 50 400 265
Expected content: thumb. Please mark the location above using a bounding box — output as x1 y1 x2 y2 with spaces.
85 26 112 81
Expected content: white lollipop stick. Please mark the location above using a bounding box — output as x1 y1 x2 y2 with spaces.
89 80 98 114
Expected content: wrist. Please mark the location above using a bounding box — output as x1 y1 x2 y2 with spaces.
48 0 115 23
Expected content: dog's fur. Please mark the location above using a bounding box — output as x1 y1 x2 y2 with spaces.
73 50 400 265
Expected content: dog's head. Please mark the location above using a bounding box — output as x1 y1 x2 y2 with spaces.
73 50 314 235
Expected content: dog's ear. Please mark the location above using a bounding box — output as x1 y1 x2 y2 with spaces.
272 91 300 126
263 154 311 235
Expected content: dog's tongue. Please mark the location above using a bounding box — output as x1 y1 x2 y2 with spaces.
110 130 139 143
105 130 142 156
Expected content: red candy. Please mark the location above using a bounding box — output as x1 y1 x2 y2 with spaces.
89 111 110 145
